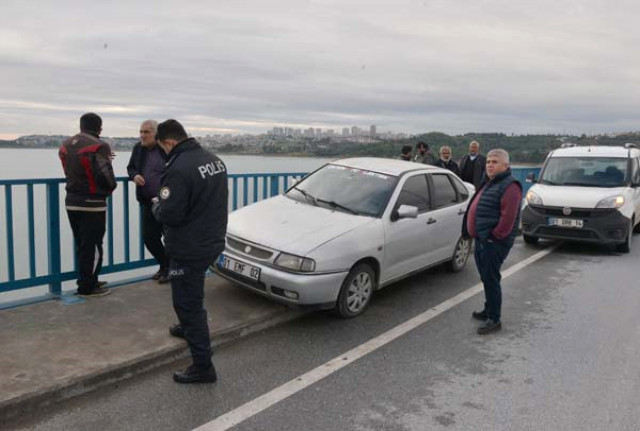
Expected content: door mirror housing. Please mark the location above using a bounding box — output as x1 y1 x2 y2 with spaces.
526 172 537 183
396 205 419 220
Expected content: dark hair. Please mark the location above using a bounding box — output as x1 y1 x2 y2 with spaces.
401 145 412 155
156 119 188 142
416 141 428 150
80 113 102 135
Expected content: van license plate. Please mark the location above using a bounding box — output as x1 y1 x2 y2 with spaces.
219 255 261 281
547 217 584 228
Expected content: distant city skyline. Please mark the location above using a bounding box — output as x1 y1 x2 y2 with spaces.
1 1 639 140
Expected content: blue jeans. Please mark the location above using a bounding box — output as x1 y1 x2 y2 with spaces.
473 238 512 322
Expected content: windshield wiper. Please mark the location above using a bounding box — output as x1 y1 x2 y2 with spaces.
316 198 360 215
292 186 318 206
539 179 559 185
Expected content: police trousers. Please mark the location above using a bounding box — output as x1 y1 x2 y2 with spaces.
170 258 214 370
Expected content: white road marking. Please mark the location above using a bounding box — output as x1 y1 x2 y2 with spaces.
194 244 560 431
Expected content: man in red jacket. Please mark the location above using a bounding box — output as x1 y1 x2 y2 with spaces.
59 113 117 297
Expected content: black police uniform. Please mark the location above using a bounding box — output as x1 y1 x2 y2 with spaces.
152 138 228 371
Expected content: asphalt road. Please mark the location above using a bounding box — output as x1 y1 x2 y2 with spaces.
5 238 640 431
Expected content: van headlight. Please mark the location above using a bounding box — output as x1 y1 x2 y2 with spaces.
596 195 625 209
274 252 316 272
526 190 543 206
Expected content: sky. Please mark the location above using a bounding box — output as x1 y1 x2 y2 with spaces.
1 0 639 139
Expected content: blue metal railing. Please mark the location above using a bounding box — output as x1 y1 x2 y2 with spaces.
0 173 306 306
0 167 538 308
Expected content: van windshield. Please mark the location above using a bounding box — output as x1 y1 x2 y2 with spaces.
539 157 628 188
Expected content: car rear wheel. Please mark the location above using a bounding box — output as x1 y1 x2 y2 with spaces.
616 221 632 253
335 263 375 318
448 236 471 272
523 234 539 245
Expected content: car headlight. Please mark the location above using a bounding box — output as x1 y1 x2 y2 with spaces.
274 252 316 272
596 195 625 209
526 190 543 206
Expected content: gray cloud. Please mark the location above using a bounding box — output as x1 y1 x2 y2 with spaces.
1 0 639 138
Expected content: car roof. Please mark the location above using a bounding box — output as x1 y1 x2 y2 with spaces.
329 157 448 176
550 145 640 158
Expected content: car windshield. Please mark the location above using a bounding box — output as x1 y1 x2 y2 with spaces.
286 164 398 217
539 157 628 188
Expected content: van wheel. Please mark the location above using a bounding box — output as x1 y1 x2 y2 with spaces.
634 218 640 234
616 221 632 253
523 234 539 245
448 236 471 272
335 263 375 318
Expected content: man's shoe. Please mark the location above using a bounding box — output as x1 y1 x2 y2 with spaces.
477 319 502 335
173 365 217 384
157 272 171 284
472 310 488 321
169 324 185 339
76 286 111 298
97 281 108 288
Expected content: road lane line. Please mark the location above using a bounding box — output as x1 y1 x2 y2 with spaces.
194 244 560 431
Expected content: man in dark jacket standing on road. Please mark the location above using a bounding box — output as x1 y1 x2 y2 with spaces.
435 146 460 176
462 149 521 335
152 119 228 383
59 113 117 297
127 120 169 283
459 140 487 188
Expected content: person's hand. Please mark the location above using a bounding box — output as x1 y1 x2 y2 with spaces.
151 197 159 204
110 152 116 160
133 174 145 187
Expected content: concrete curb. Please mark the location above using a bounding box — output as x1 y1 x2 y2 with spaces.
0 308 306 421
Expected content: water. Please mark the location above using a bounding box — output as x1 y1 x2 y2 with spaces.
0 148 335 304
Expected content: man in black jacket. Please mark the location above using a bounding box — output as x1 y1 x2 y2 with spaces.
59 113 117 297
127 120 169 283
459 140 487 188
152 119 228 384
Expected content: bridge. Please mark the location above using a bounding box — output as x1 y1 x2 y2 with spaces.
0 167 545 425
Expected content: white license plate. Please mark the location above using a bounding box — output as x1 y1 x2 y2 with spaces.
548 217 584 228
219 255 261 281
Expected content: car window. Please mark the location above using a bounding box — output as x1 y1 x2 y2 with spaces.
286 164 397 217
539 157 628 187
450 175 469 201
430 174 459 209
632 158 640 185
396 175 430 212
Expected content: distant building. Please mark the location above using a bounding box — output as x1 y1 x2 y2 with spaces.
315 128 322 137
370 125 376 138
351 126 361 137
342 127 350 136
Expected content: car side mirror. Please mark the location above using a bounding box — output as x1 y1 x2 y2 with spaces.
396 205 419 220
526 172 537 183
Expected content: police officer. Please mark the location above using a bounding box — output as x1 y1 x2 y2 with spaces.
152 119 228 383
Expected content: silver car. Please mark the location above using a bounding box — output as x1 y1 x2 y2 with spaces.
214 157 474 318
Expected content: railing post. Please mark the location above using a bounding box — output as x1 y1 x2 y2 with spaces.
269 175 279 197
46 182 62 297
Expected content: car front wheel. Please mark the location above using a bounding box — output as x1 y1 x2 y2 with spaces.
523 234 539 245
448 236 471 272
616 220 633 253
335 263 375 318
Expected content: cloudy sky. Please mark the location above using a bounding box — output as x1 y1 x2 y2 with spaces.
1 0 639 139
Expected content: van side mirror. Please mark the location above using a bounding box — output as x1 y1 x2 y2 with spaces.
526 172 537 183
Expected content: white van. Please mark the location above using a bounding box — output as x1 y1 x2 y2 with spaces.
521 144 640 252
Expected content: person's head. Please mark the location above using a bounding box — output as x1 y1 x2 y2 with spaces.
469 140 480 155
439 146 452 162
485 148 510 180
416 141 428 154
80 113 102 137
156 119 189 153
139 120 158 148
401 145 412 160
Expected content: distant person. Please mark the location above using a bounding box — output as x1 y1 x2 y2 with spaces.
459 140 486 188
435 146 460 176
152 119 228 384
127 120 169 284
413 141 436 165
58 113 117 297
398 145 413 161
462 149 522 335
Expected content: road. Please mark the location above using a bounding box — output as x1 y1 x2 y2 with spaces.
5 238 640 431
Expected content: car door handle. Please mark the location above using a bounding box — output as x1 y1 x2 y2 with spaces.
458 209 465 215
426 218 437 225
